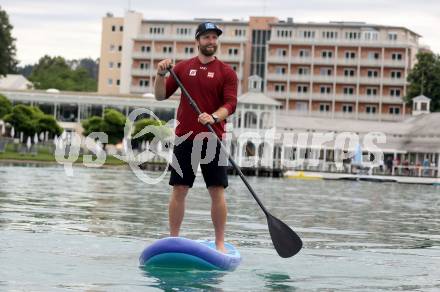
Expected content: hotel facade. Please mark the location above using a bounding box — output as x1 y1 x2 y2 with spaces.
98 11 420 122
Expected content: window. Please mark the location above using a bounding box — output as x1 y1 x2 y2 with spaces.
299 49 310 58
111 25 116 32
275 84 285 92
320 68 332 76
277 30 292 38
390 88 401 97
391 71 402 79
392 53 403 60
368 52 380 59
139 63 149 69
150 27 165 34
345 51 356 59
117 62 121 68
176 28 192 35
320 86 331 94
235 29 246 36
321 51 333 58
116 79 120 86
228 48 239 55
141 45 151 52
389 107 400 114
185 47 194 54
343 87 355 95
388 32 398 41
342 104 353 113
320 104 331 112
163 46 173 53
298 67 310 75
109 44 115 51
345 32 361 40
276 48 287 57
344 69 355 77
119 26 123 32
275 66 286 74
363 31 378 41
139 80 150 87
322 31 338 39
367 70 379 78
107 78 113 85
366 105 377 114
297 85 308 93
302 31 315 38
109 62 114 69
118 45 122 51
366 88 378 96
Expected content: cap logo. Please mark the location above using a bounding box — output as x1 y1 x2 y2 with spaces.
205 23 216 29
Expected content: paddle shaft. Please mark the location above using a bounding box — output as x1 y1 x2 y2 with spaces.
167 68 270 216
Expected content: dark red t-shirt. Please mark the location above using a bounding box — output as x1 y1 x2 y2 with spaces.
165 57 238 140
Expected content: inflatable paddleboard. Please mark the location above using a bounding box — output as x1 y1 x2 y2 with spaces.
139 237 241 271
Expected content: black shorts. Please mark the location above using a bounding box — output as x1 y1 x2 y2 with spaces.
169 138 228 189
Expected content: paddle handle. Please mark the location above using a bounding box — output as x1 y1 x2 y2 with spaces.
167 68 270 215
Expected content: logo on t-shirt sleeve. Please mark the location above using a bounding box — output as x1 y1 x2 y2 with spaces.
189 69 197 76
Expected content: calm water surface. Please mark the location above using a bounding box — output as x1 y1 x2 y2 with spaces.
0 165 439 291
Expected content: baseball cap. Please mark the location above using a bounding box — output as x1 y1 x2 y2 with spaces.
195 22 223 39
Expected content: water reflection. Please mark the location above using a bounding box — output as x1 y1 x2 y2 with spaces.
142 267 226 291
258 272 296 291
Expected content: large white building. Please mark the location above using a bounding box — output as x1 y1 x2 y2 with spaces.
98 12 420 122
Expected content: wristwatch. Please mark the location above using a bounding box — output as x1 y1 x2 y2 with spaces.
211 113 220 124
157 70 167 77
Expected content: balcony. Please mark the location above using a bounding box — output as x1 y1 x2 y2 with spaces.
312 75 334 83
267 55 289 63
360 59 382 67
220 36 247 43
290 74 311 82
132 51 154 59
334 76 358 84
382 78 407 86
137 34 194 41
130 86 151 94
131 68 156 77
381 96 404 104
357 95 381 102
358 77 381 85
218 54 243 62
266 91 292 99
336 58 358 66
334 94 357 102
290 57 313 64
266 73 289 81
268 37 413 48
311 93 334 101
383 60 406 68
313 57 336 65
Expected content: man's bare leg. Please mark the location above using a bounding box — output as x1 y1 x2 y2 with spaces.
168 185 189 236
208 186 227 253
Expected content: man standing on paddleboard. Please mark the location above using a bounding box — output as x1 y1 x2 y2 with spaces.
154 22 238 253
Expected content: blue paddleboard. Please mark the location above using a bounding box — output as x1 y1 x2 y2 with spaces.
139 237 241 271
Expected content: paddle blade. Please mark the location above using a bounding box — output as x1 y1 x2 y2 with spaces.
267 214 303 258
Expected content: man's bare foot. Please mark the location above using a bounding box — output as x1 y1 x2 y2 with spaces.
216 245 228 254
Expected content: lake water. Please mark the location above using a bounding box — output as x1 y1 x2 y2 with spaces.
0 165 439 291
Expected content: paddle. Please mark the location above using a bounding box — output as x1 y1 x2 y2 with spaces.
167 67 303 258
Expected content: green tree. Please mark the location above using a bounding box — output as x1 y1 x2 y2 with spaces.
29 55 97 91
3 105 40 140
0 94 12 119
102 109 126 145
82 109 126 145
406 51 440 112
0 6 18 76
37 114 63 137
132 118 171 146
81 116 103 137
4 104 62 141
